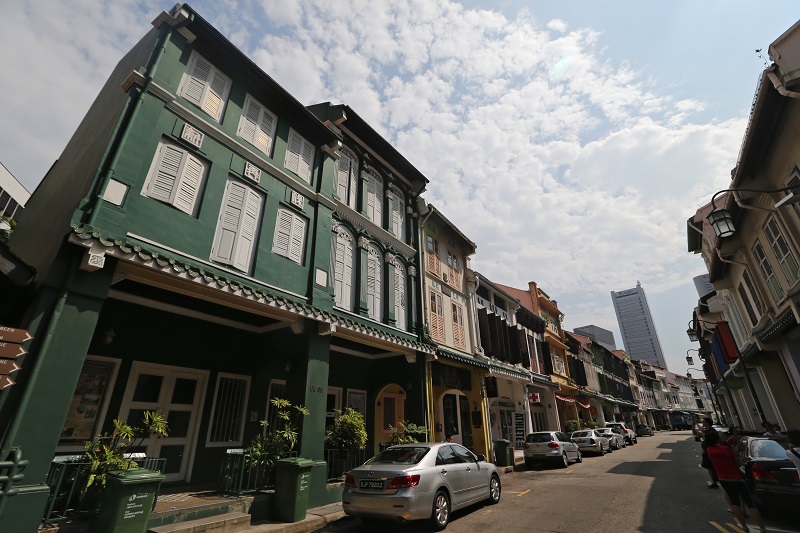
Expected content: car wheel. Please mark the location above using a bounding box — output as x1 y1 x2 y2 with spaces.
559 453 569 468
576 450 583 463
429 490 450 531
488 474 501 504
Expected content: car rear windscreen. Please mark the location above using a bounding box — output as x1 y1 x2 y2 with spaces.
751 439 789 460
526 433 553 443
368 447 430 464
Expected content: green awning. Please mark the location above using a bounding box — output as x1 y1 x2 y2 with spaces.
489 363 531 381
437 348 489 368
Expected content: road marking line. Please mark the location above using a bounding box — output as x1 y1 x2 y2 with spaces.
726 523 743 533
516 489 531 497
708 521 729 532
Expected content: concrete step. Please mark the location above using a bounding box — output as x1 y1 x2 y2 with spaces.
148 511 251 533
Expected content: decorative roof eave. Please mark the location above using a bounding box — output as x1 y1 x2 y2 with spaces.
488 362 532 382
68 228 435 354
757 308 796 343
529 373 558 388
436 347 489 368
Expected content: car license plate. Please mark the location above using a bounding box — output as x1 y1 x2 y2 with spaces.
360 480 383 489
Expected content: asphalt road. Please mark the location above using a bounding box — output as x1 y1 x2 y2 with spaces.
316 431 798 533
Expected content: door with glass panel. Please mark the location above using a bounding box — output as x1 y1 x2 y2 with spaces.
118 363 207 482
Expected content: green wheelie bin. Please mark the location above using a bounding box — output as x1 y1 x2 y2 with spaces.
274 458 316 522
92 468 165 533
493 439 512 466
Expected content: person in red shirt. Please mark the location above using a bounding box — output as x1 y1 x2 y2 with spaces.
705 431 766 532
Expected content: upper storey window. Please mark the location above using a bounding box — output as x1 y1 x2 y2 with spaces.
237 94 277 156
143 140 207 216
284 129 314 183
179 51 231 123
337 146 358 210
388 187 405 241
364 169 383 226
763 215 800 286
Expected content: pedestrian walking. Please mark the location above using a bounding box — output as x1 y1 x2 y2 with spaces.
787 429 800 473
705 430 766 532
700 417 720 489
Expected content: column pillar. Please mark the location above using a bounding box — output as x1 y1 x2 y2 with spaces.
356 235 370 316
385 253 396 326
407 266 418 333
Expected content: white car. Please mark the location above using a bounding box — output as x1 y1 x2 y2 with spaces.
596 427 626 450
523 431 582 468
343 443 501 530
570 429 610 455
606 422 637 445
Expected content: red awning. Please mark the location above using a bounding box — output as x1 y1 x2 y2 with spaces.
576 400 590 409
555 394 575 403
714 322 739 364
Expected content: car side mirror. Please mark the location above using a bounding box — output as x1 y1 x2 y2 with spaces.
476 454 486 462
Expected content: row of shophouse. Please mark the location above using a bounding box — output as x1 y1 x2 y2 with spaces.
0 4 713 529
685 20 800 436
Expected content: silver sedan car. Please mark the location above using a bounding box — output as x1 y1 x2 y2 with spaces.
342 443 501 530
596 427 626 450
523 431 582 468
570 429 610 455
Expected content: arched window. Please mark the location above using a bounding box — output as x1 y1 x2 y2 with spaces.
332 225 356 310
367 244 383 321
388 187 405 241
393 258 407 330
337 146 358 210
364 169 383 227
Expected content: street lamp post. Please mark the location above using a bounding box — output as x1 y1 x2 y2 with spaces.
706 186 800 238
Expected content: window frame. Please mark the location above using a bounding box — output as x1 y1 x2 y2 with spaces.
284 129 315 183
333 225 356 311
272 207 307 265
178 51 231 123
366 244 383 321
337 146 359 210
142 139 207 216
237 93 278 156
752 239 784 303
205 372 251 447
211 178 264 273
429 290 445 342
393 258 407 330
763 214 800 286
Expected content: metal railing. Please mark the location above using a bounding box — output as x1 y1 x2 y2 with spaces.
218 449 298 495
42 454 166 526
324 449 367 481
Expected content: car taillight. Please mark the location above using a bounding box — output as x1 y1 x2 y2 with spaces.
548 442 560 449
751 463 777 483
523 443 529 449
387 475 420 489
345 475 356 487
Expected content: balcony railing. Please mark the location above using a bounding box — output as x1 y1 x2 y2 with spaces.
43 454 166 527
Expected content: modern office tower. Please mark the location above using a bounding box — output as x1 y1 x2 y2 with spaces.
0 162 29 219
610 281 668 369
573 324 617 352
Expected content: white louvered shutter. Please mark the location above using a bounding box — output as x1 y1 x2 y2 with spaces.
366 173 382 225
394 260 406 330
285 131 302 175
213 181 247 265
173 154 204 215
367 247 382 321
237 98 260 145
764 216 800 285
288 215 306 264
256 111 275 154
334 233 346 308
232 188 262 272
273 209 293 258
390 190 404 238
299 140 314 182
337 154 351 201
148 144 183 203
203 69 230 121
453 304 465 349
182 54 211 106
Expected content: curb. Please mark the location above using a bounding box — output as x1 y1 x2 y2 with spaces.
248 503 346 532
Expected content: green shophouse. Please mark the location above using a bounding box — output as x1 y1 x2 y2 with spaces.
0 4 431 530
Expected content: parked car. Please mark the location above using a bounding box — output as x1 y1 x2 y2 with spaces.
606 422 637 445
570 429 610 455
636 424 654 437
523 431 581 468
342 443 501 530
735 436 800 513
596 427 626 450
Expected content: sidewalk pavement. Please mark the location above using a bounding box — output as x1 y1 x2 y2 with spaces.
247 503 347 533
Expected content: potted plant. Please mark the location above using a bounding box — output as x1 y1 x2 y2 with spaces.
387 420 428 445
243 398 309 483
81 410 168 509
324 407 367 478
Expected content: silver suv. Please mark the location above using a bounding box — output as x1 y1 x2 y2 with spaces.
605 422 637 445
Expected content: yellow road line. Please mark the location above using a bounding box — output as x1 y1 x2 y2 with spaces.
708 521 729 532
516 489 531 497
726 523 743 533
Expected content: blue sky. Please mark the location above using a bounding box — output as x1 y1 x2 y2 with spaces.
1 1 798 373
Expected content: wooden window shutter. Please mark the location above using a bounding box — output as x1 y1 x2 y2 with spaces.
390 190 404 238
148 144 183 203
427 238 440 276
213 180 247 265
764 216 800 285
288 214 306 264
182 54 211 106
272 208 294 258
173 153 204 215
430 291 444 342
334 229 354 310
452 304 465 349
394 259 406 330
299 140 314 182
203 69 230 121
238 97 260 144
367 246 382 320
232 188 262 272
337 153 351 201
366 172 382 224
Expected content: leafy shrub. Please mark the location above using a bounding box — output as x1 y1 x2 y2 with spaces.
388 420 428 444
245 398 309 471
325 407 367 451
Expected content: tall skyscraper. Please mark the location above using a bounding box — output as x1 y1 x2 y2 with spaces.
610 281 668 369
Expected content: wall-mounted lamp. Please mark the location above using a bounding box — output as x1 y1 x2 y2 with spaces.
685 367 704 379
686 348 700 366
101 328 116 345
707 186 798 238
686 318 720 342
